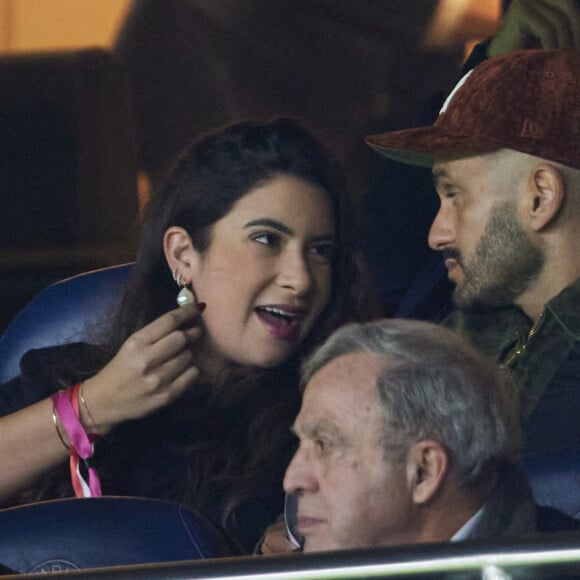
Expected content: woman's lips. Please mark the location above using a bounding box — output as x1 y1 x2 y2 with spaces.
255 306 304 341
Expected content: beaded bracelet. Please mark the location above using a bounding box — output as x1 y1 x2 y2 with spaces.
51 385 102 498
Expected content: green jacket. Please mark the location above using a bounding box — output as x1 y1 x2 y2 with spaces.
444 278 580 452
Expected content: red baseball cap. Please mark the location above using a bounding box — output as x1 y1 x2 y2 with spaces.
366 49 580 170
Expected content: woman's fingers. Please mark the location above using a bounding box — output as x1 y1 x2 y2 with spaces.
136 304 201 345
118 303 203 375
169 364 201 399
142 322 202 371
144 348 196 395
83 305 206 428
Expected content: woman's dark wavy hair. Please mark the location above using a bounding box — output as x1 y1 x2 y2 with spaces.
111 117 357 354
11 119 368 547
106 118 362 541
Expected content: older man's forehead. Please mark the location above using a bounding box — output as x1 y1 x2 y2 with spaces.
306 353 383 397
297 353 385 430
320 351 384 378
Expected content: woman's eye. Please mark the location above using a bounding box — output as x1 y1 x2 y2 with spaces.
252 232 279 246
309 243 335 262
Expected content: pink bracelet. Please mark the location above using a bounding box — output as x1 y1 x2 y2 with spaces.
51 388 102 497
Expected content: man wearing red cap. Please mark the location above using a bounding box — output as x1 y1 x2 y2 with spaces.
366 48 580 454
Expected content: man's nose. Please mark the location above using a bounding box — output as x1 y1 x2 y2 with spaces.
283 446 318 494
428 206 455 251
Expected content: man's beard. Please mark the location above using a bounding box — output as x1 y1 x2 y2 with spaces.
452 203 544 311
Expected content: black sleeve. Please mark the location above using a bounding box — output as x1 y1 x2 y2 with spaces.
0 366 55 418
0 343 99 417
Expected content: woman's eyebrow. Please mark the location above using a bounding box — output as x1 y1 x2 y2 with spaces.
244 218 293 235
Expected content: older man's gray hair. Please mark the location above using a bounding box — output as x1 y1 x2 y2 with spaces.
301 318 522 488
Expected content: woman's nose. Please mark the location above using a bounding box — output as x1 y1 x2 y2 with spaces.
277 252 313 296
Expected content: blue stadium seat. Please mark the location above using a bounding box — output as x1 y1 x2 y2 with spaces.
0 496 240 574
520 448 580 520
0 264 132 384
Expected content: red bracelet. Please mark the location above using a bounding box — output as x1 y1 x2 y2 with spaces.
51 385 102 498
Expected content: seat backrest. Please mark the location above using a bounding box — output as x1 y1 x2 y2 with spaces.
0 496 240 574
0 264 132 384
520 448 580 520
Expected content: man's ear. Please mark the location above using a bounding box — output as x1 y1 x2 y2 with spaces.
163 226 200 284
406 440 449 505
525 164 565 231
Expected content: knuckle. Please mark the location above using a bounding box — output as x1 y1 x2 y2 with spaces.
124 334 146 355
144 373 162 393
133 355 151 376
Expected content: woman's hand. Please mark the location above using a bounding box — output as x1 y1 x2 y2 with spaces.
80 304 204 434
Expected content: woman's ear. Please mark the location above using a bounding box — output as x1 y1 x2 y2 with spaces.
526 164 565 231
406 440 449 505
163 226 200 284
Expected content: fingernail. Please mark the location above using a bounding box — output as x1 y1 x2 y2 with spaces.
196 302 206 313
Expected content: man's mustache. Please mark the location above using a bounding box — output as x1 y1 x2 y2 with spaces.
442 248 461 264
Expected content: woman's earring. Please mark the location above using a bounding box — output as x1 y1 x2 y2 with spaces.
172 268 196 307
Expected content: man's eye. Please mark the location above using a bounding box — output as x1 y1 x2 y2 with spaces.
252 232 279 246
315 438 332 452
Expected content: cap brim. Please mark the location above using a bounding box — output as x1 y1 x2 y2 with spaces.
366 144 434 167
365 125 499 168
365 125 444 167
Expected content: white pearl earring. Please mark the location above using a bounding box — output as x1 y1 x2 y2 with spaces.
177 286 195 307
172 268 196 307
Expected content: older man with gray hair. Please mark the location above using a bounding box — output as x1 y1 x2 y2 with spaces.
281 319 575 553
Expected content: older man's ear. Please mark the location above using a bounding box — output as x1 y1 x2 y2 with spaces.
407 440 449 505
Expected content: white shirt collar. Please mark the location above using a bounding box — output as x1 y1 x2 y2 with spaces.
450 505 486 542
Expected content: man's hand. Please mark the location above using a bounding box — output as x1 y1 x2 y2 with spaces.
488 0 580 57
